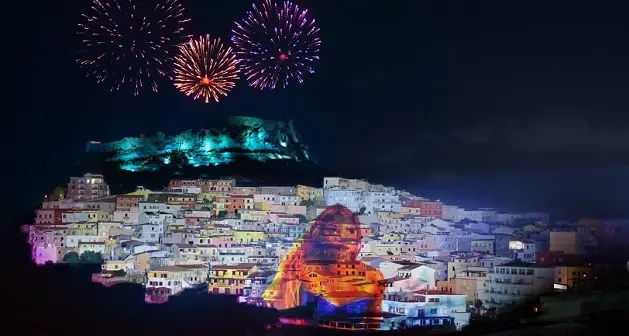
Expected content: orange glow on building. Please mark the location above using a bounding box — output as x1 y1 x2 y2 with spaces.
263 205 385 312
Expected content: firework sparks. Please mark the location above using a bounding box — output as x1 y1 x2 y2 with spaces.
232 0 321 90
173 34 240 103
77 0 190 96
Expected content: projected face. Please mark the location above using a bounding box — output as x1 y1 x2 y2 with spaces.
302 207 362 261
262 205 385 312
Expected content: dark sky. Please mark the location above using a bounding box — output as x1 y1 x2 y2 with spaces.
10 0 629 220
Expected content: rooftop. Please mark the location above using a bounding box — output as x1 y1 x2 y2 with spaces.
413 289 463 296
176 264 209 269
173 243 198 248
501 260 549 268
152 266 188 273
211 263 256 270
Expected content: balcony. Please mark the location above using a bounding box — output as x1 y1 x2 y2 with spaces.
494 278 512 284
489 276 532 286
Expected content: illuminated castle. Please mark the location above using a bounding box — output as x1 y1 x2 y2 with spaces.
85 116 311 172
263 205 385 316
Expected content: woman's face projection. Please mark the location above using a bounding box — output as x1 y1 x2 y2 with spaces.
302 208 362 261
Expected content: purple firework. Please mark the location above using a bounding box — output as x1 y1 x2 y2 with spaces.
232 0 321 90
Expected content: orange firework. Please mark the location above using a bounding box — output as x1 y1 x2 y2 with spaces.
173 34 239 103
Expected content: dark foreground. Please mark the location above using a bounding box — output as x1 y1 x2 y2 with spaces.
8 262 278 335
4 226 278 336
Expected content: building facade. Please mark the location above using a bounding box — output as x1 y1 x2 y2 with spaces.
67 173 110 201
481 261 554 312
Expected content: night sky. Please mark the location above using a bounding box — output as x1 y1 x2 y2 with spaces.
10 0 629 222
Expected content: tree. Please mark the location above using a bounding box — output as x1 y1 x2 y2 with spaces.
474 299 483 313
143 155 163 168
169 150 189 168
299 199 314 206
358 206 366 215
80 251 103 264
295 214 308 223
63 251 80 263
51 186 66 201
217 210 228 218
398 320 408 329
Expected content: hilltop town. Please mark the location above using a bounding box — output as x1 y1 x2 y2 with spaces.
23 173 629 331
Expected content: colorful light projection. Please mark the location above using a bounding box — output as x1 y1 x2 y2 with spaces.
32 245 59 265
263 205 385 314
86 117 311 171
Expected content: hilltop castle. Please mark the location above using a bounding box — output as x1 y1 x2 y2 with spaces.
85 116 312 172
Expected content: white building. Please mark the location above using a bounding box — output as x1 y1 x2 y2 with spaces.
41 199 80 210
258 186 297 195
323 177 369 190
67 173 110 201
377 261 406 279
97 222 123 239
509 240 537 263
253 194 279 204
441 205 460 222
324 189 363 212
434 235 457 251
397 264 438 288
139 202 183 214
78 241 106 255
61 212 90 223
35 209 58 224
479 255 513 269
382 291 470 330
140 211 174 236
495 213 523 225
478 208 498 223
146 266 186 295
462 221 492 234
84 199 116 212
168 186 201 194
136 224 163 243
113 209 140 225
458 209 483 222
482 261 554 312
66 235 102 248
32 244 62 265
362 191 402 214
278 194 299 206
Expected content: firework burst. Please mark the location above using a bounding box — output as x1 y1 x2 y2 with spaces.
232 0 321 90
77 0 190 95
173 34 240 103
